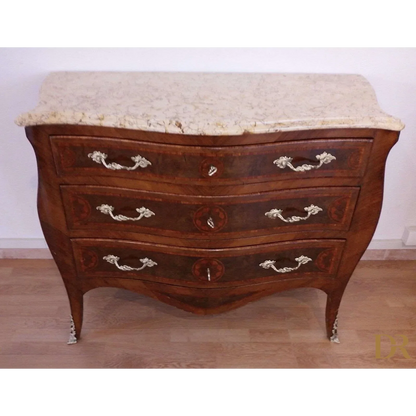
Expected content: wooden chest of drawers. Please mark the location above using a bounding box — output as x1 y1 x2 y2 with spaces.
17 72 404 344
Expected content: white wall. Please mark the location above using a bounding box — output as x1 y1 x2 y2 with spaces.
1 48 416 247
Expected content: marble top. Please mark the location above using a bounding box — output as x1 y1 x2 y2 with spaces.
15 71 404 135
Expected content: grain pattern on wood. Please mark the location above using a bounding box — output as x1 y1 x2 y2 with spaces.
50 135 373 184
25 124 400 343
71 238 345 289
61 185 359 238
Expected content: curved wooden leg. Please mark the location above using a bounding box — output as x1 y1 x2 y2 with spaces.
325 286 346 343
64 283 84 345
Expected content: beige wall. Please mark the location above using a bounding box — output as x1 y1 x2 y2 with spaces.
1 48 415 248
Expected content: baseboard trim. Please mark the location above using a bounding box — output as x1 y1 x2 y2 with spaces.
0 248 53 259
360 249 416 260
0 239 52 259
0 239 416 260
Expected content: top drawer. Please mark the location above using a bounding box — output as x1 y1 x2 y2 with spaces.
50 136 372 184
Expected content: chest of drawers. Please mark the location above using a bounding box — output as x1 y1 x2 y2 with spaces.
16 72 404 344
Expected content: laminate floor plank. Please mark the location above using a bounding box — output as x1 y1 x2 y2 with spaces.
1 259 416 368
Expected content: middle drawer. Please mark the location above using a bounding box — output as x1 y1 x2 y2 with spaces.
62 186 359 239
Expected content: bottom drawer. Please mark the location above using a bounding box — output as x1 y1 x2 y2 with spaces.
72 239 345 288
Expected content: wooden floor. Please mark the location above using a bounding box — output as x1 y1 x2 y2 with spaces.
0 258 415 368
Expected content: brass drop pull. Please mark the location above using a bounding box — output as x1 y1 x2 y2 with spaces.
207 268 211 281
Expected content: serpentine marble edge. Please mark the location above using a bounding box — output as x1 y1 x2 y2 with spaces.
15 72 404 135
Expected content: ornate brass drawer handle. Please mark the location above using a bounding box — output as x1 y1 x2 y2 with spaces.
88 151 152 171
96 204 155 222
103 255 157 271
259 255 312 274
273 152 336 172
265 204 323 223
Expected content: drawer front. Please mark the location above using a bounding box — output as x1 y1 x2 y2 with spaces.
72 239 345 288
51 136 372 183
62 186 360 238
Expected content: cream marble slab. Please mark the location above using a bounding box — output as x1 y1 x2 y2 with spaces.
15 72 404 135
